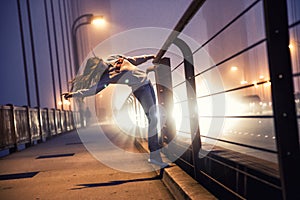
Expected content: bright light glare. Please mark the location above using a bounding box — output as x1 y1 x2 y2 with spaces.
264 81 271 87
172 103 182 129
259 75 265 79
240 80 248 85
58 99 70 106
225 95 246 115
252 81 259 88
64 99 71 105
231 66 238 71
91 17 106 26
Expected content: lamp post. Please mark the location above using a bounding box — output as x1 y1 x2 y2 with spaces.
72 13 106 74
71 14 105 127
71 13 93 74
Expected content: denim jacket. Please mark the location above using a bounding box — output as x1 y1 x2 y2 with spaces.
74 55 154 97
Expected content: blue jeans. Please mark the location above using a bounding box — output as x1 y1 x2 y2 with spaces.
133 83 162 161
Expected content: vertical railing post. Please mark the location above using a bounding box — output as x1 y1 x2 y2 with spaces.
45 108 50 139
154 57 176 146
57 109 62 134
173 37 201 181
62 110 66 132
37 107 43 142
71 110 75 130
263 0 300 199
66 111 69 131
47 108 52 137
9 104 18 151
24 105 32 145
69 110 72 131
52 108 57 135
79 101 85 128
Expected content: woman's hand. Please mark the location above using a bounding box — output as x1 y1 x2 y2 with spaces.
62 92 73 100
146 65 156 74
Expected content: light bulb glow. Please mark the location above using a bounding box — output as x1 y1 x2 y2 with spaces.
91 17 106 26
231 66 238 71
240 80 248 85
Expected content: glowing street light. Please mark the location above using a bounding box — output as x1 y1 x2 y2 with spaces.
231 66 238 71
230 65 248 85
91 16 106 26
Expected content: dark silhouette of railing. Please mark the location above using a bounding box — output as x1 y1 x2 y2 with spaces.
0 104 81 153
135 0 300 199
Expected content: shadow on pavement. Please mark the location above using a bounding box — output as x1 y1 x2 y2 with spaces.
71 175 162 190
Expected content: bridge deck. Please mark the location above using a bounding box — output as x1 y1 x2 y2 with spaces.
0 126 174 200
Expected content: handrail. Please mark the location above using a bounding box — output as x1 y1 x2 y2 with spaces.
147 0 295 199
153 0 206 63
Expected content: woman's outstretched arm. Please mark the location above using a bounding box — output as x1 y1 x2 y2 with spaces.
126 55 155 66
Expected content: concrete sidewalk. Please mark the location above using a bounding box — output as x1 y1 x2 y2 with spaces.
135 140 216 200
0 127 174 200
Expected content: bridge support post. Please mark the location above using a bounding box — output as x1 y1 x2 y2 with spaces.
263 0 300 199
173 37 202 181
154 57 176 146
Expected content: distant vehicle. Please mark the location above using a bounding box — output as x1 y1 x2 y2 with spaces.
240 95 263 114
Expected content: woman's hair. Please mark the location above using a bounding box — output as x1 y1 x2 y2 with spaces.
70 57 107 91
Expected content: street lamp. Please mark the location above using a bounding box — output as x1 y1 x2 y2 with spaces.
71 14 105 74
71 14 105 127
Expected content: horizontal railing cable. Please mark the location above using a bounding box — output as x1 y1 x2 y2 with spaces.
176 130 277 154
173 80 270 105
199 154 281 190
289 19 300 28
172 38 266 90
198 115 273 119
196 79 270 99
194 39 266 78
171 0 262 72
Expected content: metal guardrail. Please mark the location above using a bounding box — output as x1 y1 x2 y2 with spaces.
144 0 300 199
0 104 81 152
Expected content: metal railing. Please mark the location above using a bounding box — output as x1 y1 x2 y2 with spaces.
0 104 81 152
133 0 300 199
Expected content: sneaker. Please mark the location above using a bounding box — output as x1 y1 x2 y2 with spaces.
148 159 169 167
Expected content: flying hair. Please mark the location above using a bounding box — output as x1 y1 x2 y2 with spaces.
91 48 97 58
70 49 105 92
